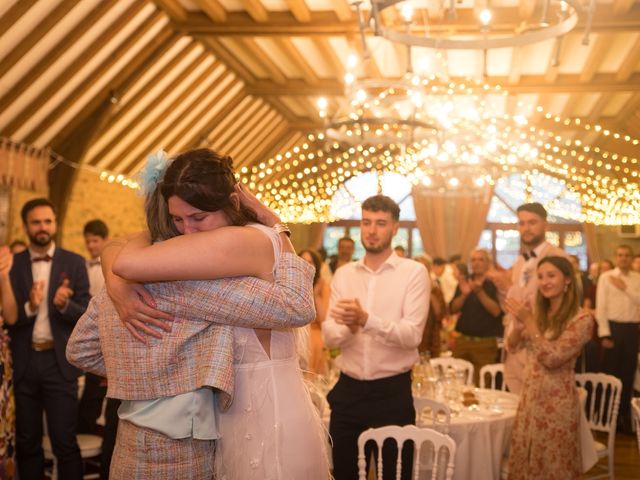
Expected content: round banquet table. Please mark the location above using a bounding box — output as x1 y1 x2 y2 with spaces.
416 389 519 480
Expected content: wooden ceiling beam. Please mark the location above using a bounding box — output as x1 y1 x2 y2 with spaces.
0 1 119 112
0 0 38 35
153 0 188 21
328 0 354 22
235 119 289 169
273 37 320 85
1 0 151 139
193 0 227 22
24 11 168 146
228 108 280 159
347 35 380 79
615 34 640 82
239 38 287 84
213 98 264 149
612 0 636 15
95 49 212 169
105 58 224 172
177 7 640 35
183 88 248 155
247 73 640 96
0 0 77 79
225 103 275 154
251 128 298 170
312 36 345 78
579 36 610 83
239 0 270 23
285 0 312 23
207 97 256 147
198 35 257 84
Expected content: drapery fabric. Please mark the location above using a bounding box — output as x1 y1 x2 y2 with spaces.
0 138 50 192
412 185 493 260
582 223 601 263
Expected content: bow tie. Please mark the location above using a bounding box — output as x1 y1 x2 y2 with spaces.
88 259 101 267
32 255 52 263
522 251 537 261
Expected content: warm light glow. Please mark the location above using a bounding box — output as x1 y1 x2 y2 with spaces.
479 8 492 26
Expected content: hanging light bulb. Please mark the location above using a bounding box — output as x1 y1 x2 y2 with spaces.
479 8 492 27
400 2 414 23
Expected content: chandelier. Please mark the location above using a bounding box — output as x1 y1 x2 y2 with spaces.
352 0 595 54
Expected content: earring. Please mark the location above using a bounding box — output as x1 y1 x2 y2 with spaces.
563 284 568 292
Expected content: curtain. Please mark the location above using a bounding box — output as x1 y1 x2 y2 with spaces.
289 223 327 252
412 185 493 260
0 138 50 192
582 223 601 263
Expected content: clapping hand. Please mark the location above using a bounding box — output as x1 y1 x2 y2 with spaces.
504 297 535 335
458 276 471 295
29 280 45 311
0 246 12 278
53 278 73 310
331 299 368 333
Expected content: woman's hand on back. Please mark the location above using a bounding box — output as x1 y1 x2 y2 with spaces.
106 276 174 343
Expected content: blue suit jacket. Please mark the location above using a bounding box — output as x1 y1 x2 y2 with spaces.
8 248 91 382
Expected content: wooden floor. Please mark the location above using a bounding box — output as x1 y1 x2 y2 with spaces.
587 431 640 479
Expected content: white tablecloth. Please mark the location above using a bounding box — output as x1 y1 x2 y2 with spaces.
417 389 518 480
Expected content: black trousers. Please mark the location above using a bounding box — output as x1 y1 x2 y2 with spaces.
100 398 121 480
601 321 639 431
77 373 107 434
327 371 415 480
15 350 82 480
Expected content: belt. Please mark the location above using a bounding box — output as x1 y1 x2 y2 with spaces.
32 341 55 351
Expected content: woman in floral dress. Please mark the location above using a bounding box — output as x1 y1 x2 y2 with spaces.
0 246 17 479
505 256 593 479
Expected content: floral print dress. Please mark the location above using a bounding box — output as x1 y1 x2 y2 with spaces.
507 311 593 480
0 325 15 479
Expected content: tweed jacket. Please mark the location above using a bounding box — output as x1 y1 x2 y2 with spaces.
67 252 315 409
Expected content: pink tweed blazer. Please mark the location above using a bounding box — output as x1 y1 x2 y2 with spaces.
66 252 315 409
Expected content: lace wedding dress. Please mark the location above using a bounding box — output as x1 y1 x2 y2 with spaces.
216 225 329 479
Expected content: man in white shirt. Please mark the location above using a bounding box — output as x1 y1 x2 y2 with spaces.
322 195 430 480
492 202 566 393
596 244 640 433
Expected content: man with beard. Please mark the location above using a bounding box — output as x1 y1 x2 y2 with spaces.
497 202 566 393
323 195 430 480
7 198 90 480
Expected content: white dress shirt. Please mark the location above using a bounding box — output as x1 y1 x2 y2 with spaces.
87 258 104 297
26 244 56 343
595 268 640 337
322 253 430 380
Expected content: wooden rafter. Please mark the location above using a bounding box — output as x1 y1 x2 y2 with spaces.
153 0 188 21
93 48 211 169
225 103 274 154
312 36 345 78
273 37 320 85
328 0 354 22
285 0 312 23
615 34 640 82
586 93 613 123
25 12 169 146
207 97 256 147
0 0 38 35
231 110 282 162
239 0 269 23
579 35 610 83
198 35 257 84
239 37 287 84
253 128 298 169
213 98 264 148
0 1 118 112
612 0 636 15
109 56 225 172
2 0 151 138
193 0 227 23
0 0 78 79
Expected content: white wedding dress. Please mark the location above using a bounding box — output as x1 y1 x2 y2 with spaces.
215 226 329 480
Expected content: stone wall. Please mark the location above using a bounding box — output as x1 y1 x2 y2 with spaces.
60 169 145 257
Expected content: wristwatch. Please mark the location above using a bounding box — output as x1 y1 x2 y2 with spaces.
272 222 291 237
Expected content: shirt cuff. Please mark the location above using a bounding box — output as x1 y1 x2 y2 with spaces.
362 312 382 333
24 301 37 317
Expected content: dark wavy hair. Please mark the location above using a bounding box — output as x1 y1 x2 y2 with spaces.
534 256 579 340
162 149 257 223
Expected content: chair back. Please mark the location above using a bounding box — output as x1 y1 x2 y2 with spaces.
357 425 456 480
479 363 506 391
413 397 451 434
632 397 640 454
430 357 474 385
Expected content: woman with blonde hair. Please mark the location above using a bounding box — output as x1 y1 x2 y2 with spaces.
505 256 593 479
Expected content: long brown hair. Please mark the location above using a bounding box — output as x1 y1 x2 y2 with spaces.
534 256 579 340
163 149 257 222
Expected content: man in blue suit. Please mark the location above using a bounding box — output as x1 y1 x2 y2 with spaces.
8 198 90 480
